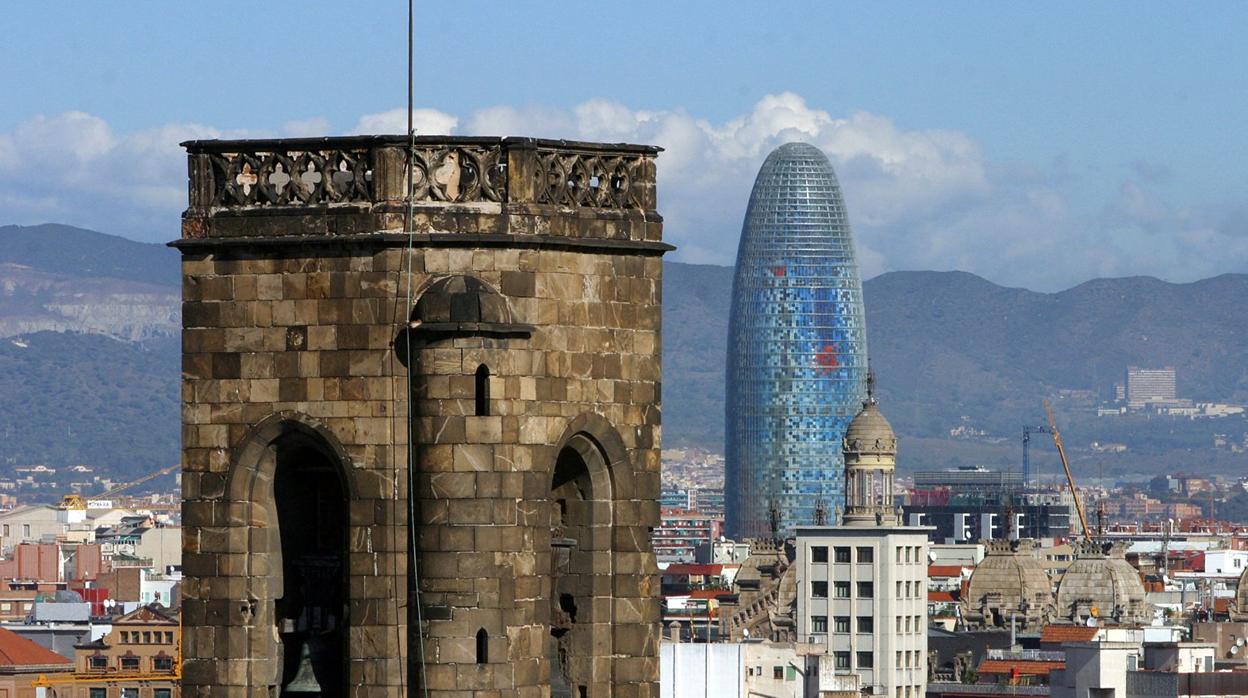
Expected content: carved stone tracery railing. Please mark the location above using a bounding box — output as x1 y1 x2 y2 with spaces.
408 144 507 204
533 148 645 210
185 136 657 214
209 147 375 207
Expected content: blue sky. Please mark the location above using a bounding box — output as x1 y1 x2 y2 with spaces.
3 2 1246 290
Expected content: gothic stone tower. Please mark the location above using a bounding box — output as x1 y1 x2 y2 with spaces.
176 136 665 697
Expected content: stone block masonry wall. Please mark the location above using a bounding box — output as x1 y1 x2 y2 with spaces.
177 136 667 697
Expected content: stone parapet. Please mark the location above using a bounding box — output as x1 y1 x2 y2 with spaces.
181 136 663 245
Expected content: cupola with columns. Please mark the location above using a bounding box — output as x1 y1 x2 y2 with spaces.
841 372 899 526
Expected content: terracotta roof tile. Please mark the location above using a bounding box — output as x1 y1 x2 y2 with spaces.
1040 625 1100 644
978 659 1065 676
0 627 72 667
928 565 971 577
662 564 724 576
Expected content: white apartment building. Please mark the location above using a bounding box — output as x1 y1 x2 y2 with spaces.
793 388 932 698
795 527 929 698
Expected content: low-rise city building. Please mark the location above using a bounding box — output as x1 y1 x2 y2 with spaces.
795 391 932 698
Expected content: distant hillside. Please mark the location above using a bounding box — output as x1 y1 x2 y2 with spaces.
0 332 179 475
662 262 1248 476
0 225 178 340
0 223 1245 480
0 224 180 286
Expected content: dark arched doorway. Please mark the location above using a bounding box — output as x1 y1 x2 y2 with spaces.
274 433 348 696
549 433 613 698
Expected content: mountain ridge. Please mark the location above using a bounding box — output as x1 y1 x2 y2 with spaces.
1 223 1245 479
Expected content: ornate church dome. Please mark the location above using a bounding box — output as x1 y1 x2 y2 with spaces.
961 539 1055 630
843 401 897 455
841 377 900 526
1055 540 1150 626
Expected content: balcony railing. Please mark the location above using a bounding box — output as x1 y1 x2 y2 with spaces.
184 135 659 217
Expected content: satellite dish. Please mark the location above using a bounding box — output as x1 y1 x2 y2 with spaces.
1086 617 1098 627
743 628 750 638
1238 638 1245 647
1232 645 1240 655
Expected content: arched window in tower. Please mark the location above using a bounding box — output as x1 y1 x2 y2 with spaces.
474 365 490 416
476 628 488 664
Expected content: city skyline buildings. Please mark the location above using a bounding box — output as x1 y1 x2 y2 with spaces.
725 142 870 538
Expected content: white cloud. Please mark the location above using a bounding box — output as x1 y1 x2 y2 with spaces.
1 96 1244 291
353 108 458 136
282 117 333 138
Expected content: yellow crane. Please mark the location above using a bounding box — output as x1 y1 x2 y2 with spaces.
59 464 179 511
1044 399 1091 539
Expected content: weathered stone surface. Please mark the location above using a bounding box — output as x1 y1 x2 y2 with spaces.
178 136 666 695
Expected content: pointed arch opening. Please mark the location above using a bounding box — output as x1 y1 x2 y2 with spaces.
474 364 491 416
274 432 347 696
475 628 489 665
548 431 615 697
225 413 353 696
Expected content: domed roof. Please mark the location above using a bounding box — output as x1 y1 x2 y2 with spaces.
766 142 834 168
961 539 1054 630
412 274 513 325
1232 566 1248 621
1055 540 1149 626
844 401 896 449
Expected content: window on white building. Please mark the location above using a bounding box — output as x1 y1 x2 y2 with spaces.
812 615 828 633
834 652 850 670
834 616 850 633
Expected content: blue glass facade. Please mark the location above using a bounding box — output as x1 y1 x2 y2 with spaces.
725 142 869 538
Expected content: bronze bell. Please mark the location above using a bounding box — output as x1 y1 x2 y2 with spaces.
283 636 324 693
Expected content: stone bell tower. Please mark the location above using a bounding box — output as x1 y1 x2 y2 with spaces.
176 136 666 697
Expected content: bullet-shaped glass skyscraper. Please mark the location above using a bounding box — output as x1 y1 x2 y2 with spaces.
726 142 869 538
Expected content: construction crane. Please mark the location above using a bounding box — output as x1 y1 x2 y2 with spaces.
59 464 179 511
1021 425 1052 486
1044 400 1091 539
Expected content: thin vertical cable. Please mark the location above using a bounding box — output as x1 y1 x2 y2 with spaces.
401 0 431 696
